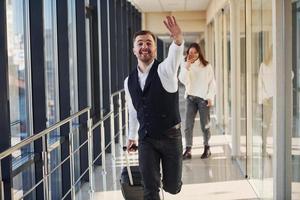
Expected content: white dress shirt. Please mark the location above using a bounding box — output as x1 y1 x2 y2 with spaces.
178 59 216 104
124 41 184 140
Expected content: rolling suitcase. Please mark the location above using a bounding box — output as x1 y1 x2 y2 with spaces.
120 146 144 200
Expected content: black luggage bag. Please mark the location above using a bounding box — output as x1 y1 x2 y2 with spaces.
120 166 144 200
120 146 144 200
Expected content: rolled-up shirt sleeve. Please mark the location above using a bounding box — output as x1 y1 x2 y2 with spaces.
178 59 189 86
158 41 184 93
124 77 139 140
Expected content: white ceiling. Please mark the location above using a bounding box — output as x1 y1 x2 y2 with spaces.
129 0 211 12
251 0 272 10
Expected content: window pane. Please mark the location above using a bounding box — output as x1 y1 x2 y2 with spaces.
251 0 273 198
6 0 35 198
7 0 30 145
44 0 61 199
68 0 81 181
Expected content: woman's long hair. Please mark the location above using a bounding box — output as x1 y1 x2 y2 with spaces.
184 43 208 66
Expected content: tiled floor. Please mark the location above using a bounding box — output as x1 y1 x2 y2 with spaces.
91 180 258 200
76 134 259 199
76 133 259 200
76 85 259 199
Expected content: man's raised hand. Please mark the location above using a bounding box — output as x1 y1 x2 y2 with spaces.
163 16 183 46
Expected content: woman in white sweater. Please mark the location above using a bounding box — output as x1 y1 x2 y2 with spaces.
178 43 216 159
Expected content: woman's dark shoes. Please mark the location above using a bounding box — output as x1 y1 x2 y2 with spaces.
182 147 192 160
201 145 211 159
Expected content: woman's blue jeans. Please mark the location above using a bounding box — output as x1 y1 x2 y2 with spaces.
184 95 211 147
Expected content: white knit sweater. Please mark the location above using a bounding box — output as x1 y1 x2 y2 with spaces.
178 59 216 105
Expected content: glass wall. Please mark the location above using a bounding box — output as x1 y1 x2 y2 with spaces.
43 0 62 198
239 0 247 171
206 0 298 198
207 21 216 71
7 0 32 148
44 0 60 128
250 0 273 198
223 7 232 144
206 22 217 121
0 0 139 198
292 0 300 198
6 0 36 198
67 0 81 182
211 22 215 71
215 12 224 129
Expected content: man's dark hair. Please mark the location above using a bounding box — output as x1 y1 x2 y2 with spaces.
133 30 157 43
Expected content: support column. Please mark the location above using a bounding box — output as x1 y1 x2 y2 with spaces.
229 0 241 157
29 1 46 199
214 14 224 127
245 0 253 178
0 1 12 199
273 0 292 199
57 0 71 198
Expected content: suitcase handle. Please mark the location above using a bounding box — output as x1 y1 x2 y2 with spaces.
122 144 138 152
123 145 138 186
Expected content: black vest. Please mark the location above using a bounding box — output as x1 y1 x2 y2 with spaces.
128 60 181 139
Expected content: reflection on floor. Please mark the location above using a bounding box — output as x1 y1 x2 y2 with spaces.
76 134 259 200
92 180 258 200
77 85 258 199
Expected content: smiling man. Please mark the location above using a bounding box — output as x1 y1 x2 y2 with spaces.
124 16 184 200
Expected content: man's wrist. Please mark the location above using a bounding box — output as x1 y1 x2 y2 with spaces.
174 35 183 46
127 133 137 141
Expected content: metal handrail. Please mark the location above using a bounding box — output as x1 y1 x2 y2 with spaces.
0 89 128 200
0 107 90 160
91 110 113 131
0 107 91 200
110 88 124 99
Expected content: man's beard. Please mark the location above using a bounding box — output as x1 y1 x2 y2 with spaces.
138 49 154 62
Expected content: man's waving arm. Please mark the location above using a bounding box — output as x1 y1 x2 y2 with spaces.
158 16 184 93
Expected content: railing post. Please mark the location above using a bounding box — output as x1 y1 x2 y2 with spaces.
100 121 106 174
69 125 75 199
118 93 123 151
42 136 49 200
87 109 94 199
110 97 116 160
